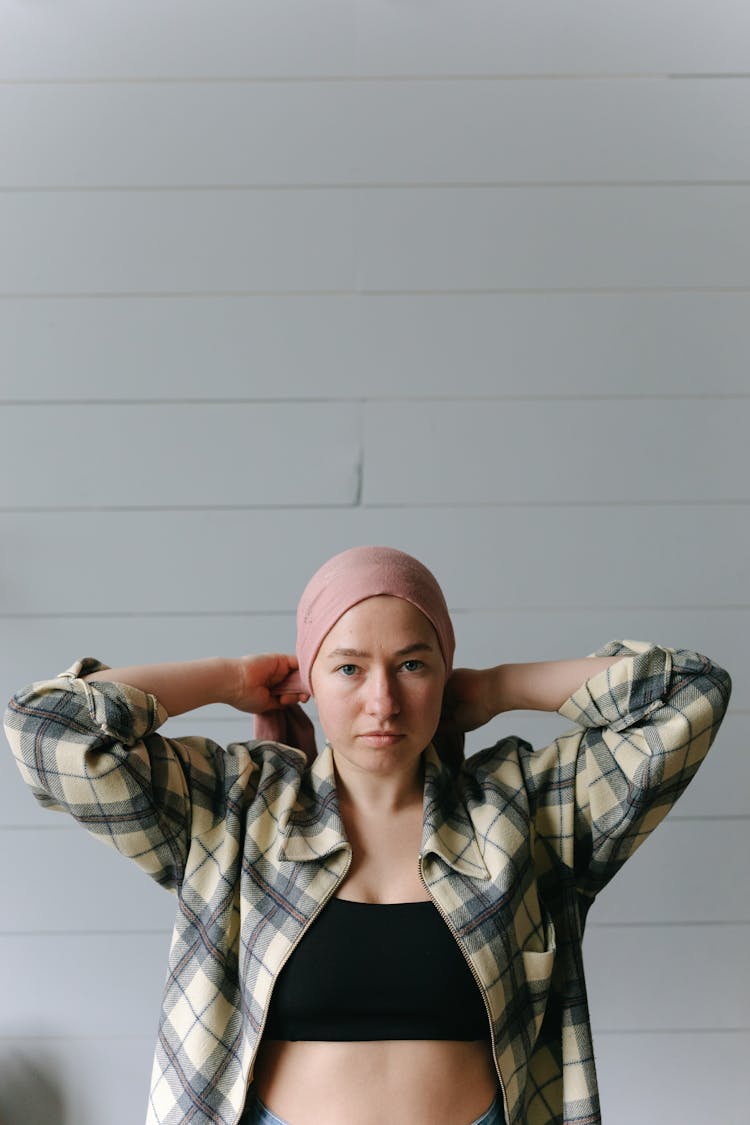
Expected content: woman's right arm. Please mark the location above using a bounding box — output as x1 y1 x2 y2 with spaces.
3 654 308 891
82 653 309 717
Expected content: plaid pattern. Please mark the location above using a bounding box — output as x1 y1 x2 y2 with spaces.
4 640 731 1125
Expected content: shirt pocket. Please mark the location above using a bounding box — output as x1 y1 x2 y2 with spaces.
520 915 556 1046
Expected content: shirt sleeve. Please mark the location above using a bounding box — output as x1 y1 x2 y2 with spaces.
520 639 732 905
3 657 259 892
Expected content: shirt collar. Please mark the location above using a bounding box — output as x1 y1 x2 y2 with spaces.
277 741 490 880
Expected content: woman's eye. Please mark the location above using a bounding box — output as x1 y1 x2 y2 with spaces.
402 660 424 672
337 664 358 677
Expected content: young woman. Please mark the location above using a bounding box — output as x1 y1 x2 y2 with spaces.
4 546 731 1125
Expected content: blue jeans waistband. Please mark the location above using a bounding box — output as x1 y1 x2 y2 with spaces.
240 1086 505 1125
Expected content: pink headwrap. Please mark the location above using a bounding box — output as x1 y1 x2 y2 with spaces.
254 545 463 772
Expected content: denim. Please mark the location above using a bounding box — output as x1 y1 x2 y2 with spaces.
240 1085 505 1125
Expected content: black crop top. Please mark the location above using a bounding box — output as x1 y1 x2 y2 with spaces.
262 897 489 1042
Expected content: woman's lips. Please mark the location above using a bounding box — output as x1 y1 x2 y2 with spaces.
358 732 404 746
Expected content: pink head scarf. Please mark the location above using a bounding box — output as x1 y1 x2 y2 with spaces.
254 545 463 772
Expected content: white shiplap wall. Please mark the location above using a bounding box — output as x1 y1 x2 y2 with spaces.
1 3 747 1123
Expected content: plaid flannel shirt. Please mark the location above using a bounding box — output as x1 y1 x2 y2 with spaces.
4 640 731 1125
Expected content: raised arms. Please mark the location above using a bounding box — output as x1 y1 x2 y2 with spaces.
82 654 310 717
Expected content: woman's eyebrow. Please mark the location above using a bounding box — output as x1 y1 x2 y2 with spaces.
326 642 434 659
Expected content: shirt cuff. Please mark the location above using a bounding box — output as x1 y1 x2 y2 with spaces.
58 657 169 744
557 640 673 733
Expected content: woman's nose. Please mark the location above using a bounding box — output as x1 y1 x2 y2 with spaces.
364 671 400 717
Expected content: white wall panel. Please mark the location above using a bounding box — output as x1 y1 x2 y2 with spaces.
0 614 296 691
354 2 750 77
364 399 748 504
586 820 750 925
0 403 361 508
0 827 177 933
0 0 357 80
357 186 750 290
1 1 747 78
449 611 743 695
4 80 747 188
0 934 170 1037
0 507 745 614
584 924 749 1030
594 1031 750 1125
4 293 749 401
4 398 744 510
0 191 355 295
0 1035 155 1125
3 187 746 296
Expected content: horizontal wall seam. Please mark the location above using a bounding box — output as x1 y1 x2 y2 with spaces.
362 499 750 509
3 394 750 406
2 500 748 513
4 287 750 299
4 181 750 193
2 73 749 86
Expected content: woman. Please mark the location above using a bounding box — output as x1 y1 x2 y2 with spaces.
4 546 732 1125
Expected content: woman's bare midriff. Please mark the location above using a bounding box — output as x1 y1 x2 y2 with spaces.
251 1037 500 1125
250 800 500 1124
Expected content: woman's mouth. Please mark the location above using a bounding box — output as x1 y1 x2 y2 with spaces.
358 732 404 746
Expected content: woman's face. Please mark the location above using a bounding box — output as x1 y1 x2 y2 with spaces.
309 595 446 778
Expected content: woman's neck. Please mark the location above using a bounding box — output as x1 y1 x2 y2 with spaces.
331 749 425 817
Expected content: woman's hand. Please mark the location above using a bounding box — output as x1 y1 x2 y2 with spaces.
230 654 311 715
440 667 498 734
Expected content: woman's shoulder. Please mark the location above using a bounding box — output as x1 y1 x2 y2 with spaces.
234 738 310 773
462 736 533 773
456 736 535 800
212 736 302 760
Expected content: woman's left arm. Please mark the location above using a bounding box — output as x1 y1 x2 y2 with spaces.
444 655 624 730
445 641 733 900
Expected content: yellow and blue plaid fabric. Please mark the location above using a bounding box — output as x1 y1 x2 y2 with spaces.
4 640 731 1125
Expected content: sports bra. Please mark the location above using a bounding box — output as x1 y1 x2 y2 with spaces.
262 897 489 1041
